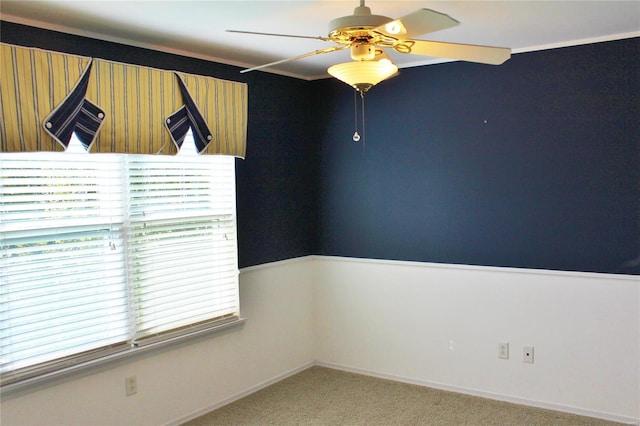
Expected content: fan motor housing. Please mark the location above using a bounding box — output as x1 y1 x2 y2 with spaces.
350 43 375 60
328 5 392 42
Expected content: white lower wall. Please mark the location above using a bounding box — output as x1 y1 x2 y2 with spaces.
312 256 640 423
0 258 315 426
2 256 638 425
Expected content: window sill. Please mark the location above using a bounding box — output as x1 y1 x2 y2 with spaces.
1 317 246 395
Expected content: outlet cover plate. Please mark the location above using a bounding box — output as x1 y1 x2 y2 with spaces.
498 342 509 359
125 376 137 396
523 345 534 363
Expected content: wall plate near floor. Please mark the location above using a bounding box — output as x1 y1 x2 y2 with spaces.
498 342 509 359
523 345 534 363
125 376 137 396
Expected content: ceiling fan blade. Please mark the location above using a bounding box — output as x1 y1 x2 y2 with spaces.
374 9 459 38
400 39 511 65
226 29 331 42
240 45 348 73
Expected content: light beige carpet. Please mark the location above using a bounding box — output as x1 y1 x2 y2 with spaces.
183 366 624 425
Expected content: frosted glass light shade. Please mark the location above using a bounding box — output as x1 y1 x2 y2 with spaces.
328 60 398 92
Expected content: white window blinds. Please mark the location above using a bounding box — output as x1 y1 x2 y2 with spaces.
0 155 129 376
126 154 239 344
0 133 239 385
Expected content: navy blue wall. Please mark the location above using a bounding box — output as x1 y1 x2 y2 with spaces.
314 38 639 274
0 21 320 268
2 22 638 274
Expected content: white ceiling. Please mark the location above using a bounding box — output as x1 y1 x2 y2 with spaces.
1 1 638 80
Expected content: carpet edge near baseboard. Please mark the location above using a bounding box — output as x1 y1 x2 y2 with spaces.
315 360 639 426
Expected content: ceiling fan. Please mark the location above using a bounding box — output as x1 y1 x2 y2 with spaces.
227 0 511 92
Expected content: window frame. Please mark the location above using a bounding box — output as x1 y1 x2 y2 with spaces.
0 134 245 393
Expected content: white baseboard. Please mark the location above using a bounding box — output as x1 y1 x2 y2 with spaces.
166 361 315 426
315 361 640 426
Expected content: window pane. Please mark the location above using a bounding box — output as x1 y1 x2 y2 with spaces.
0 153 129 376
126 153 239 342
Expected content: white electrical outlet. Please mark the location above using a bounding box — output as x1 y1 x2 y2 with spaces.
498 342 509 359
523 345 534 363
125 376 137 396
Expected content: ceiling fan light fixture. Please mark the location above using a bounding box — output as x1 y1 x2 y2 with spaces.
328 59 398 92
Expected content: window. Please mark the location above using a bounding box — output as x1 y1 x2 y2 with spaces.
0 132 240 386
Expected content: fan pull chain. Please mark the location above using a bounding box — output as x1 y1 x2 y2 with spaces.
352 89 366 154
360 90 366 154
353 89 360 143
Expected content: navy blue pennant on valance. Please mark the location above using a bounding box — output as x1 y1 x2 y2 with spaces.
166 73 213 153
43 61 105 150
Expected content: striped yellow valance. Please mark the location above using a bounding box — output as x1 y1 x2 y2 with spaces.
0 43 247 157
